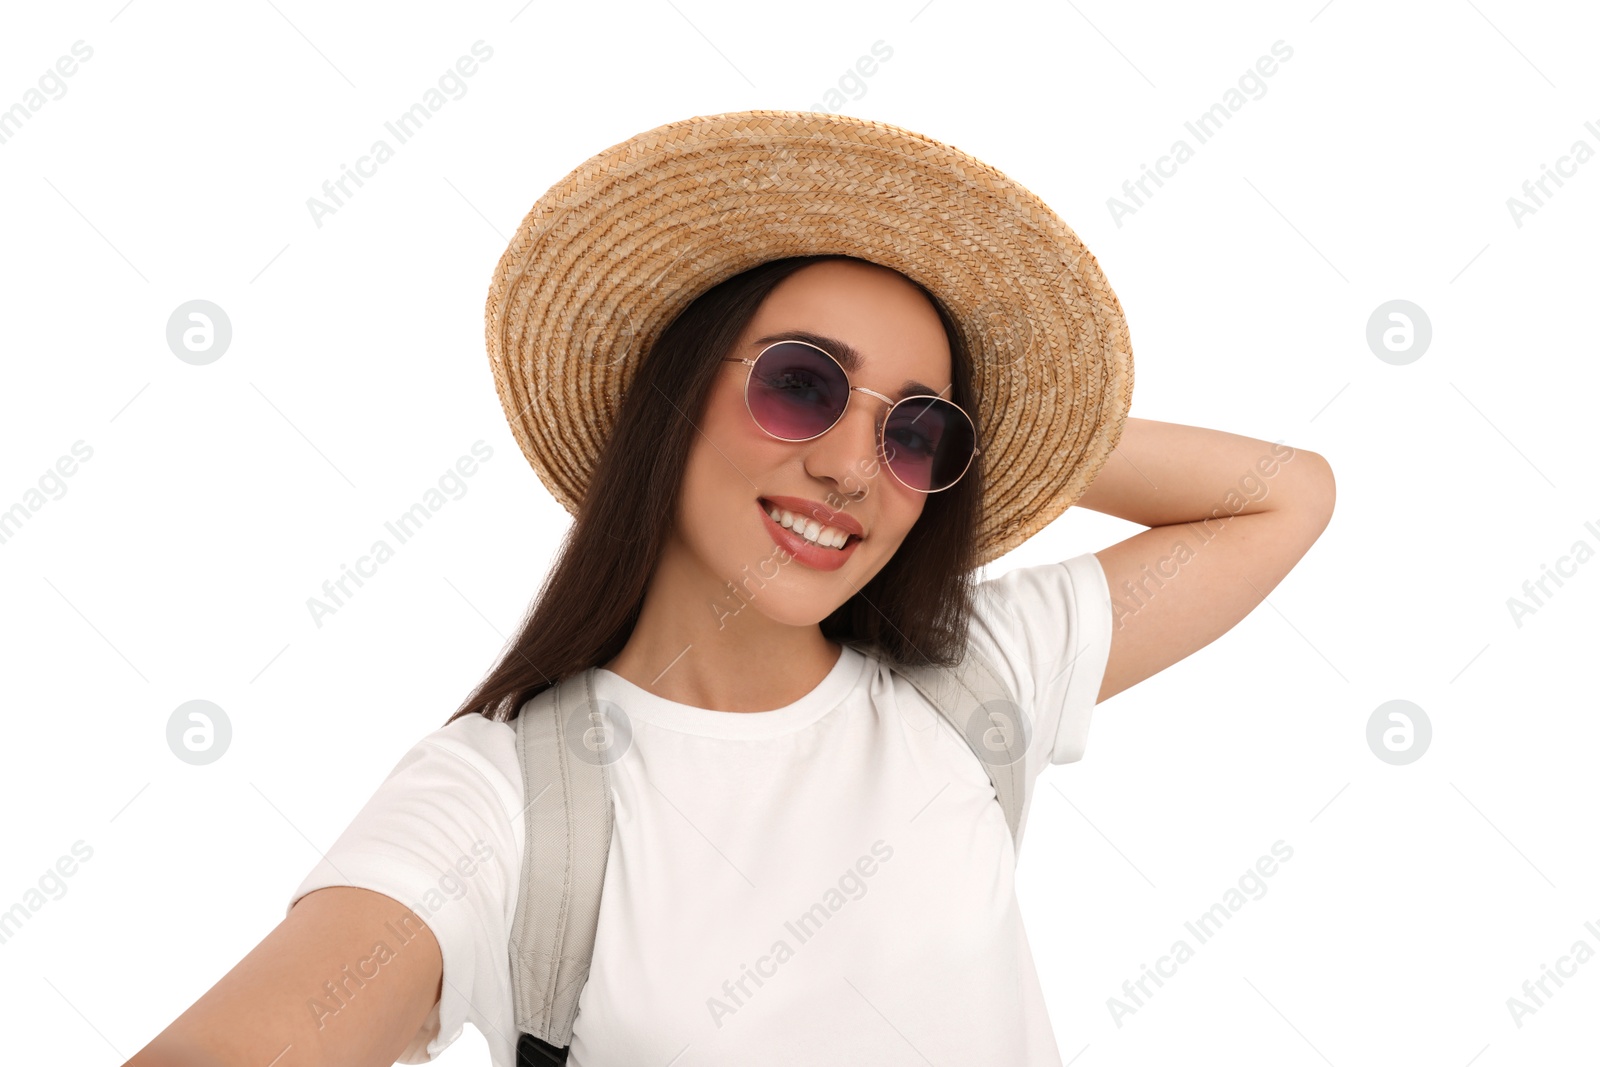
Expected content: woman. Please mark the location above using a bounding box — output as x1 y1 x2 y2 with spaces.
125 113 1334 1067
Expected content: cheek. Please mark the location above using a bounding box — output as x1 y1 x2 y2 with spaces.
700 383 790 472
678 388 773 516
700 384 752 443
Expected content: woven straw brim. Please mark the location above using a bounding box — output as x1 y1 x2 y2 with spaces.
485 109 1133 568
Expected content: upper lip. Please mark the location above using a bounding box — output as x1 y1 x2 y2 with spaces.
759 495 865 539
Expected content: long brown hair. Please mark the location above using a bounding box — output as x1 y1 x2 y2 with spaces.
446 254 985 725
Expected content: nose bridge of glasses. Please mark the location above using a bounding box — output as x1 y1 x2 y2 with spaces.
847 384 902 448
851 383 896 411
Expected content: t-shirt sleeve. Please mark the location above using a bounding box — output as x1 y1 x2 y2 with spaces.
968 551 1115 769
283 714 523 1064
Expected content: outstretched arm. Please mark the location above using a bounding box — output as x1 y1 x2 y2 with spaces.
1073 417 1336 703
124 887 441 1067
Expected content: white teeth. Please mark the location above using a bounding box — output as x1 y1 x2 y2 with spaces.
764 503 853 549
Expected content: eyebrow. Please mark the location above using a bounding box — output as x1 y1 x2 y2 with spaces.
752 330 950 402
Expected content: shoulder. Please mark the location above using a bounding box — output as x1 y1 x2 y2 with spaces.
286 712 529 947
412 712 523 810
968 552 1109 688
353 712 526 827
967 551 1114 766
300 712 528 884
972 551 1108 626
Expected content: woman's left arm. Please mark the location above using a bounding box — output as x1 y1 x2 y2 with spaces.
1073 417 1337 703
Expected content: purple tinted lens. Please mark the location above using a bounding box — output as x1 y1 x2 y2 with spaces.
746 342 849 440
884 396 975 492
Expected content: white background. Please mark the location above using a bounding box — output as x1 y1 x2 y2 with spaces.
2 0 1596 1063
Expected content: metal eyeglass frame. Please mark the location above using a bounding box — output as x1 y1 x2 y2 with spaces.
720 339 982 494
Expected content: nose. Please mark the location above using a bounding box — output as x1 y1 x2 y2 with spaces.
803 392 888 498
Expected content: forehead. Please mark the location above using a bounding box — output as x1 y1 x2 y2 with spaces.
742 261 954 397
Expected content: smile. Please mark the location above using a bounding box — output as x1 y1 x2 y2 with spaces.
756 499 861 571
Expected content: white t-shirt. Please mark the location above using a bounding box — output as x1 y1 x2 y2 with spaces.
286 551 1113 1066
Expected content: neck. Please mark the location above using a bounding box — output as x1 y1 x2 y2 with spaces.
599 537 845 713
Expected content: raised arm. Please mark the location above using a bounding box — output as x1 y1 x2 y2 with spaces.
1074 417 1336 703
123 886 442 1067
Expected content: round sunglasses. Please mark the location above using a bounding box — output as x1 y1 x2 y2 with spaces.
721 339 981 494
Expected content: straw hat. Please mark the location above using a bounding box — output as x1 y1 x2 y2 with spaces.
484 109 1133 568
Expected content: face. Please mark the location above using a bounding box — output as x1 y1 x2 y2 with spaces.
667 258 955 627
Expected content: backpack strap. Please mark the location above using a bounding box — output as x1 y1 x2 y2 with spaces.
508 668 614 1060
856 639 1028 851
